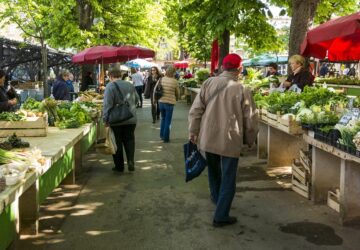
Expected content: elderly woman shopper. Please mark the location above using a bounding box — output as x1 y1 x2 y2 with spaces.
103 67 139 173
155 66 179 143
0 69 17 112
53 70 71 101
144 66 161 123
283 55 314 92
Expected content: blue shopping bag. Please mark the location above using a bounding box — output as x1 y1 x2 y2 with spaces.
183 141 207 182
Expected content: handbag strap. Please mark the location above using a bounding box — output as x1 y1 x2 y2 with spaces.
113 81 126 104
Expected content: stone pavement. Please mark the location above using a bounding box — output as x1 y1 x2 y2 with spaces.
19 99 360 250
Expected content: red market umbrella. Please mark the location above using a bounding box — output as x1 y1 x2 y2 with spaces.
72 45 156 64
174 60 189 69
112 46 155 59
301 12 360 61
72 45 119 64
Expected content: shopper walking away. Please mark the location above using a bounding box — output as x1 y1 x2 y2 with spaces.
156 66 179 143
103 67 139 173
130 67 144 108
144 66 161 123
53 70 71 101
188 54 258 227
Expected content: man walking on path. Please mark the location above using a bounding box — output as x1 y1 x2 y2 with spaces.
131 67 144 108
188 53 258 227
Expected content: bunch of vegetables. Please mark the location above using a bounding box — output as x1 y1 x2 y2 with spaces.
0 148 28 164
314 77 360 86
0 112 25 121
41 98 58 124
21 98 42 111
180 79 198 88
55 102 91 129
0 134 30 150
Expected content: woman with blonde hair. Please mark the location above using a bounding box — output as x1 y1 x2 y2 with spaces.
155 66 180 143
283 54 314 91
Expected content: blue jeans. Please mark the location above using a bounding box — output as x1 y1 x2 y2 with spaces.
159 103 174 142
205 152 239 221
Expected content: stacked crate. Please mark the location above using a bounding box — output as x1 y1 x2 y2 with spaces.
291 150 312 199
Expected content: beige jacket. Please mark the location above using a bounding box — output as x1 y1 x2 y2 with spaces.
155 76 180 105
188 71 258 158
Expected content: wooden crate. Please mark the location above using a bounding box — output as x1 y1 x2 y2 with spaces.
278 116 303 135
292 175 310 199
300 150 311 172
266 112 280 121
292 161 308 184
327 190 340 213
0 115 48 137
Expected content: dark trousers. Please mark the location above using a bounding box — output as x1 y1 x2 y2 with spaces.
206 152 239 221
135 86 143 107
111 124 136 170
151 97 160 121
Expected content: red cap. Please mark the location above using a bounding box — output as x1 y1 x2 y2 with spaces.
222 53 242 70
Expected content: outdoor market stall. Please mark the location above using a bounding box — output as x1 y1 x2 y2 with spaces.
0 122 98 250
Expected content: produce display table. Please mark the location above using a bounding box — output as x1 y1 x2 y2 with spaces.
0 123 97 250
185 87 200 104
303 134 360 225
258 119 308 168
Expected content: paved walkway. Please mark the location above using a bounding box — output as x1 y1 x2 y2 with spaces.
20 99 360 250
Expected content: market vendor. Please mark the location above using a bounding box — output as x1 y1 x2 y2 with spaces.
53 70 71 101
0 69 17 112
283 55 314 92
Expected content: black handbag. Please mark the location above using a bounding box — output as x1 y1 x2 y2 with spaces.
108 82 134 125
154 78 163 101
183 141 207 182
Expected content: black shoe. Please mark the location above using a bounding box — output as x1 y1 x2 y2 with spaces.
112 167 124 173
128 162 135 172
213 216 237 227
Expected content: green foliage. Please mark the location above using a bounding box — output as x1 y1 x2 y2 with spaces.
21 97 42 111
0 0 169 50
195 69 210 83
0 112 25 121
301 86 338 107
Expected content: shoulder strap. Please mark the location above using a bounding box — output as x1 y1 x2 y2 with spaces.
113 81 125 104
205 83 228 106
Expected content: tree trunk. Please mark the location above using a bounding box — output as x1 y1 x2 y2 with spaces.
219 29 230 70
41 40 49 98
77 0 94 30
288 0 320 58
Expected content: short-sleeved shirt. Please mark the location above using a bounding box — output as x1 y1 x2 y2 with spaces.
131 72 144 87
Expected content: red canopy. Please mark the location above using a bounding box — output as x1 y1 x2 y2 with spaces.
174 61 189 69
301 12 360 61
210 40 219 74
72 45 156 64
72 45 119 64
